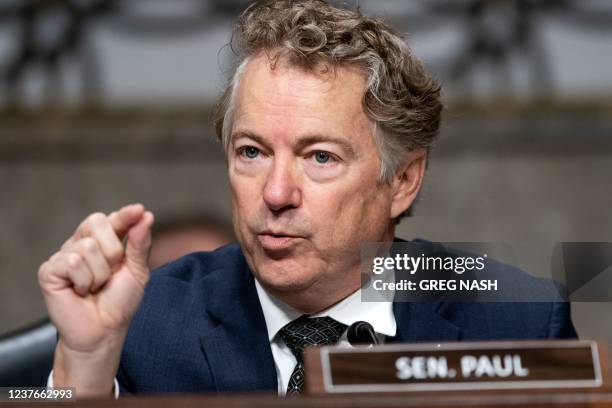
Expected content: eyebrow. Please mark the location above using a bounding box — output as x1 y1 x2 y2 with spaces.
232 130 357 159
232 131 270 150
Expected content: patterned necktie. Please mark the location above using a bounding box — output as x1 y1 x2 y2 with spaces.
278 315 347 396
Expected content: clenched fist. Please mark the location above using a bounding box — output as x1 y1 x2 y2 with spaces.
38 204 154 397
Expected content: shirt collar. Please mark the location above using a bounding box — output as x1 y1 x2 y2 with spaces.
255 279 397 342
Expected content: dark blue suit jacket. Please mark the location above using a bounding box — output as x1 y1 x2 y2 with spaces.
117 241 577 394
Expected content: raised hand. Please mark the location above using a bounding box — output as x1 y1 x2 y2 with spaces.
38 204 154 397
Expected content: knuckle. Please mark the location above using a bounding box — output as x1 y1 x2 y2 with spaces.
75 272 92 290
66 253 83 270
82 212 106 233
37 261 49 279
50 252 61 261
107 242 124 264
81 237 98 254
87 212 106 224
60 239 72 251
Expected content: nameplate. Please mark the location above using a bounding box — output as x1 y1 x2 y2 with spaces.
310 340 603 393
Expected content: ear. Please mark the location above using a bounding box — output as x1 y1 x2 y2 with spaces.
390 148 427 219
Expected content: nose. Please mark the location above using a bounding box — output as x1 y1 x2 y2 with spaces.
262 155 302 212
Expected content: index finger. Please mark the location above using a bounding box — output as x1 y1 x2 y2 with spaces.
107 204 146 239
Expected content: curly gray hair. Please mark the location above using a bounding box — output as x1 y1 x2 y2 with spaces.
214 0 442 215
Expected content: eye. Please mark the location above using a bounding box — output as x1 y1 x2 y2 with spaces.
240 146 260 159
312 151 333 164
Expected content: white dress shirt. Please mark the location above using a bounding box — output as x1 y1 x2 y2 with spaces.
254 279 397 395
48 277 397 397
47 371 120 398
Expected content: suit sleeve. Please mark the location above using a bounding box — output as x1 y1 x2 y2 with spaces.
547 301 578 339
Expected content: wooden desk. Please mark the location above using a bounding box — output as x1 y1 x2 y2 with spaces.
6 390 612 408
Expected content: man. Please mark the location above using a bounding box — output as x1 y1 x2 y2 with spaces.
38 0 576 398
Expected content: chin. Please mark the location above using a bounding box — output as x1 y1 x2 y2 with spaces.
254 260 316 293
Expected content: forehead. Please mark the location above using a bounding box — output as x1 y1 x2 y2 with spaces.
231 54 372 143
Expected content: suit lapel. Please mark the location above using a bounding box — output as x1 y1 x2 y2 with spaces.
195 252 277 393
390 237 462 343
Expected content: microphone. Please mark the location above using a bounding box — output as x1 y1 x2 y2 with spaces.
347 321 379 346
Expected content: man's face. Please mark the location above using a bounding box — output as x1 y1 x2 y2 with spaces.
228 55 395 307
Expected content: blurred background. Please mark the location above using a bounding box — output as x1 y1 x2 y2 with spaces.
1 0 611 379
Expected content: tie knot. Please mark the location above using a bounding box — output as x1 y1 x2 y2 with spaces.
278 315 347 361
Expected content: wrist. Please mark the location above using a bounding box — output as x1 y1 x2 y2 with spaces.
53 336 125 398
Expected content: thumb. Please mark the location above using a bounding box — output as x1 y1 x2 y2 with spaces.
125 211 155 283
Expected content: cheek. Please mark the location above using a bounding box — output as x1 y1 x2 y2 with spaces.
230 161 263 199
229 172 259 225
307 179 391 243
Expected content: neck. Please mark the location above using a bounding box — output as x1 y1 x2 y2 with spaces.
268 275 361 314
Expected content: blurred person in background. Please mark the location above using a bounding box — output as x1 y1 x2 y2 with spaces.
148 214 234 269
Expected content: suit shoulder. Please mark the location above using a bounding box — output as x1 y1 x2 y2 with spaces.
410 238 564 298
402 238 576 339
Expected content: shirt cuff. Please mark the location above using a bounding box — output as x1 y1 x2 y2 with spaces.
47 370 120 399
